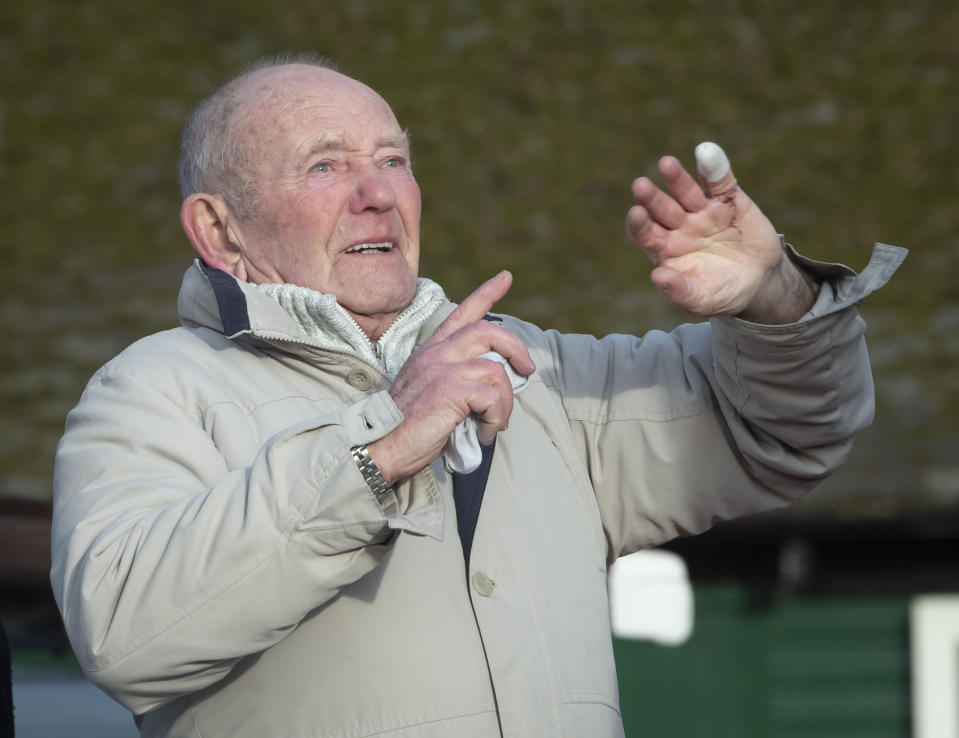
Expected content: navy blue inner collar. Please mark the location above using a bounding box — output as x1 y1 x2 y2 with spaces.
201 264 251 336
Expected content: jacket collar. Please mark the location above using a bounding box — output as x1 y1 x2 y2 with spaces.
177 260 303 340
177 260 455 369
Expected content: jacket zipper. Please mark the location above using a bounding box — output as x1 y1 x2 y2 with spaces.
235 294 427 376
341 311 384 364
248 320 386 377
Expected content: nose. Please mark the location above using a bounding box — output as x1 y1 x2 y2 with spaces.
349 169 396 214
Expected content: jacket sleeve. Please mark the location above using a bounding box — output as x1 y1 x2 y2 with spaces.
50 361 439 714
515 242 906 560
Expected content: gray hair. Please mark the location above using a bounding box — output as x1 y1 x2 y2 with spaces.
177 53 339 217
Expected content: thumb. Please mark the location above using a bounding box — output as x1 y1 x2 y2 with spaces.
650 266 699 312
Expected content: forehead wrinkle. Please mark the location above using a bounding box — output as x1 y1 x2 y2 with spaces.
298 131 349 159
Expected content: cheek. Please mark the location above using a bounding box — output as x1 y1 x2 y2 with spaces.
397 180 422 222
281 201 340 246
404 250 420 278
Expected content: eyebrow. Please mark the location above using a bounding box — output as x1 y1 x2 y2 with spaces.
298 129 411 162
385 130 412 153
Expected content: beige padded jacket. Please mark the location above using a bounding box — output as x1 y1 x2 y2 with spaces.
51 243 905 738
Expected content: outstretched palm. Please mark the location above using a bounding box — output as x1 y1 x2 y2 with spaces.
626 154 792 321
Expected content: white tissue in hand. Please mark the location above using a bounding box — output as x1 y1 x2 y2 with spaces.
445 351 528 474
694 141 730 183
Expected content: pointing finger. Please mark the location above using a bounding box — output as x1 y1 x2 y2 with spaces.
430 270 513 343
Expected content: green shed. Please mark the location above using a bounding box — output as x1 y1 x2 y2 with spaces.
612 514 959 738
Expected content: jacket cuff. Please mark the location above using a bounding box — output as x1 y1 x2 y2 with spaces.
713 241 907 341
786 241 907 321
339 390 444 541
339 389 404 446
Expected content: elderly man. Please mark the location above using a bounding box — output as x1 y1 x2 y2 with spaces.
51 57 903 738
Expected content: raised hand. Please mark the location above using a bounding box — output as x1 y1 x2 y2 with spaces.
368 271 535 483
625 143 814 323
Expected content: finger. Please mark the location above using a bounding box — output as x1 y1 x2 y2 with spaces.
467 379 514 446
445 321 536 377
625 204 671 261
630 176 687 230
658 156 710 212
447 352 517 419
475 396 512 444
430 270 513 344
694 141 737 197
471 354 518 399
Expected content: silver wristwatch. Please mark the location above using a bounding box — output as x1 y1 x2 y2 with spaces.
350 444 394 508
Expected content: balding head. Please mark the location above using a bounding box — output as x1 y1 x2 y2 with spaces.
178 54 341 217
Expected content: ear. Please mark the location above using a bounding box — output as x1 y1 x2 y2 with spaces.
180 193 248 279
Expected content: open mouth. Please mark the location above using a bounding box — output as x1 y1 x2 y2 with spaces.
344 242 395 255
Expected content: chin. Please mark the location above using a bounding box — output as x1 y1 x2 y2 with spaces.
344 280 418 318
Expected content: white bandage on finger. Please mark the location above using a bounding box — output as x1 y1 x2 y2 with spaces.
445 351 529 474
694 141 737 196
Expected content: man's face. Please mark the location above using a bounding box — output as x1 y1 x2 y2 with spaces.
229 66 421 338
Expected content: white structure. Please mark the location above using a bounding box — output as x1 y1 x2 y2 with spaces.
911 594 959 738
608 549 694 646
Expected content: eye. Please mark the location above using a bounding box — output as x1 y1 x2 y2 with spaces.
310 162 332 173
382 157 405 169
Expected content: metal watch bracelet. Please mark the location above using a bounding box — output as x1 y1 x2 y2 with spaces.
350 444 394 508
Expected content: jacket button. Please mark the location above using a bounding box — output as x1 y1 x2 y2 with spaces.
471 571 495 597
347 370 373 390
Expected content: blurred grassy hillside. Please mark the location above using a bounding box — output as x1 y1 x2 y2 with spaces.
1 0 956 516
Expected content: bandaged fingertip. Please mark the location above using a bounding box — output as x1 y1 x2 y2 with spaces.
695 141 737 197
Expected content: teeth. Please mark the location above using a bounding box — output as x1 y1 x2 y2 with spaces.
345 242 394 254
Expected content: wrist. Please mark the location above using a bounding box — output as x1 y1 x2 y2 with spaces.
364 438 397 485
351 444 395 509
736 247 818 325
